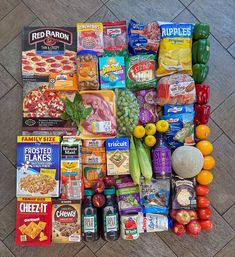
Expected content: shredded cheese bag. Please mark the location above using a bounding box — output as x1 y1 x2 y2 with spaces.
156 23 193 77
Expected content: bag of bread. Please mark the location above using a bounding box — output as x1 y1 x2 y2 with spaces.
156 23 193 77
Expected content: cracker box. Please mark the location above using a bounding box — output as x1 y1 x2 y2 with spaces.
52 200 81 243
22 27 77 90
16 136 60 197
16 197 52 246
106 138 130 175
61 137 83 200
99 57 126 89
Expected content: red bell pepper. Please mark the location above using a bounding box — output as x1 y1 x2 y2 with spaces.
196 84 210 104
194 104 211 125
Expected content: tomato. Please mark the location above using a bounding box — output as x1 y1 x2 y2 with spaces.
199 219 213 231
198 208 213 220
196 185 209 196
186 220 202 236
197 196 210 208
173 222 186 236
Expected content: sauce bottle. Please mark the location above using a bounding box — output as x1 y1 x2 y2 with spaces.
102 187 119 241
82 189 99 241
151 133 171 178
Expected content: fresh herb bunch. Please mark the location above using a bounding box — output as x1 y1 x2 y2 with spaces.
61 93 92 133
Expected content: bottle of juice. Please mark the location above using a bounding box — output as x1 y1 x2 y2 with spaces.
82 189 99 241
151 133 171 178
102 187 119 241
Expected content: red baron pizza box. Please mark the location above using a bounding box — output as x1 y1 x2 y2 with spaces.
22 27 77 90
22 27 78 135
16 197 52 246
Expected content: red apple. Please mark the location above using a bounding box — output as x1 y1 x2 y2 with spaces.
104 176 116 187
175 210 191 225
187 210 198 220
170 209 178 220
93 180 105 193
92 193 105 208
172 222 186 236
186 220 202 236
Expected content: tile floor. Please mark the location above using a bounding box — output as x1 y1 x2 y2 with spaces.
0 0 234 256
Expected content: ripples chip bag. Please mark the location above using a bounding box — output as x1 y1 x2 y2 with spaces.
156 23 193 77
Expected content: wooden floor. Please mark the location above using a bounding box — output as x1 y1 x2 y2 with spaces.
0 0 234 256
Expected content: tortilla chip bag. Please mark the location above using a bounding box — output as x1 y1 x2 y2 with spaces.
156 23 193 77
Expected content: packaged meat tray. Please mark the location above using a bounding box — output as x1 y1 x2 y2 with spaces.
79 90 117 139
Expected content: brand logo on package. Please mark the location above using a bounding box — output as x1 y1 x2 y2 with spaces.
106 138 129 151
29 28 73 46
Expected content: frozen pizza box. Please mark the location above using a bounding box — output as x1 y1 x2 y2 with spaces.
16 136 60 197
52 199 81 243
16 197 52 246
22 27 77 90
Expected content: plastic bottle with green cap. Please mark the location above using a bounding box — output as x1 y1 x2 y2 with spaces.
82 189 99 241
102 187 120 241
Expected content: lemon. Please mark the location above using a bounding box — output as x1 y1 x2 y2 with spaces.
156 120 169 133
133 125 145 138
144 135 156 147
145 123 157 135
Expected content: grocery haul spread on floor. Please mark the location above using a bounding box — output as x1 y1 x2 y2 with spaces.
16 21 215 246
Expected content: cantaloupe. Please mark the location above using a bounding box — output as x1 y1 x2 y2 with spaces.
172 146 204 178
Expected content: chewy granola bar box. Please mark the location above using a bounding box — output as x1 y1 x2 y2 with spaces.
16 197 52 246
52 199 81 243
16 136 60 197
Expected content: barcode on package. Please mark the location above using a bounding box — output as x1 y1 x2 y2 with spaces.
92 121 111 133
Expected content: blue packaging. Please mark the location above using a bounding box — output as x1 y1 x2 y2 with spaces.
161 113 195 148
106 138 130 175
164 104 194 115
16 136 60 197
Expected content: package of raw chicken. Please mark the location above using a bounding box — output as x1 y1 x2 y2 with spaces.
79 90 117 139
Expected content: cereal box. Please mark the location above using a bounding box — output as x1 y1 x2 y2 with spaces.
106 138 130 175
16 197 52 246
99 57 126 89
16 136 60 197
52 200 81 243
61 137 83 200
22 27 77 90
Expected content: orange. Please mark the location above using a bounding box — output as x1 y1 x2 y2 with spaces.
196 140 213 156
195 125 211 140
203 156 216 170
196 170 213 185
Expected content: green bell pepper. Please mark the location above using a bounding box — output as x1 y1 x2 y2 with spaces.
193 23 210 40
192 39 210 64
193 64 209 83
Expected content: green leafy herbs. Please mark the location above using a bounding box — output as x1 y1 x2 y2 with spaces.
61 93 92 133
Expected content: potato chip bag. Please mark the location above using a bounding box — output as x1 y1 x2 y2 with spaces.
156 23 193 77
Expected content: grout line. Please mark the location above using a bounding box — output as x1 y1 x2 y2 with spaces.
0 63 17 84
105 4 120 20
0 195 15 213
85 3 106 22
0 1 21 23
212 236 235 257
71 244 86 257
211 90 235 115
0 148 16 168
155 233 180 257
221 203 235 217
0 83 18 101
226 40 235 50
21 0 45 25
171 7 187 22
95 241 108 255
1 236 17 257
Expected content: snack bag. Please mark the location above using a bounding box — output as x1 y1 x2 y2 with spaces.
16 198 52 246
77 50 99 90
156 23 193 77
161 113 195 148
126 54 157 90
77 23 103 56
128 20 160 55
103 21 128 56
157 74 196 106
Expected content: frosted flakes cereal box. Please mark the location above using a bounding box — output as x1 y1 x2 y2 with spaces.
16 197 52 246
16 136 60 197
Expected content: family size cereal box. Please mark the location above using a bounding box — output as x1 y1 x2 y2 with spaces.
106 138 130 175
16 136 60 197
16 197 52 246
99 57 126 89
61 137 83 200
52 200 81 243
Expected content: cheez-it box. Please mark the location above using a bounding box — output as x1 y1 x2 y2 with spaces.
16 198 52 246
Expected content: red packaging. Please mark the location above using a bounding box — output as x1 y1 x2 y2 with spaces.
195 84 210 104
16 198 52 246
194 104 211 125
